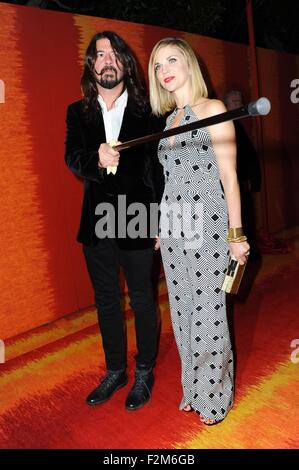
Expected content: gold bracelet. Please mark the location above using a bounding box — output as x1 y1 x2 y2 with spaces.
227 235 248 243
228 227 243 239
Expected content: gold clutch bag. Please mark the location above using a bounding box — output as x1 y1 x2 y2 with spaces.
221 256 247 294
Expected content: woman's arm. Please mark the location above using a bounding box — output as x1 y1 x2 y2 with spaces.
206 100 249 264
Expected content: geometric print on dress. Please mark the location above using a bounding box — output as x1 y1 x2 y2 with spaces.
159 105 234 421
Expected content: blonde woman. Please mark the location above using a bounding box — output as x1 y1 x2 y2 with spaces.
148 38 249 425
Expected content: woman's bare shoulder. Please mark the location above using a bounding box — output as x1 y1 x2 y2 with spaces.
202 99 227 114
192 99 227 120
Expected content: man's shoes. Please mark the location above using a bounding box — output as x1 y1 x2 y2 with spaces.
125 368 154 411
86 370 128 406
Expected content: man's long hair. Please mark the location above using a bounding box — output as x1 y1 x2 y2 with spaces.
81 31 148 118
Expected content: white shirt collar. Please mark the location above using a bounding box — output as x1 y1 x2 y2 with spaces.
98 89 128 111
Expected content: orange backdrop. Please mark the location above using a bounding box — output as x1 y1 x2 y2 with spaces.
0 3 298 339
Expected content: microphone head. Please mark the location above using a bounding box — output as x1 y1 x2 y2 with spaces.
248 97 271 116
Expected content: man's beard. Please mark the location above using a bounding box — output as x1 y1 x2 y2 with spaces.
95 66 124 89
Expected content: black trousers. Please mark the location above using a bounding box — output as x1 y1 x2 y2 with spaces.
83 239 158 371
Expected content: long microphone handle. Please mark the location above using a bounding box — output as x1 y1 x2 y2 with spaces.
114 97 271 152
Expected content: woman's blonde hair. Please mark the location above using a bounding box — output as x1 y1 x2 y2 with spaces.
148 37 208 116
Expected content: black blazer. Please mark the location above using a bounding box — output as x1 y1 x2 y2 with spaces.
65 99 164 249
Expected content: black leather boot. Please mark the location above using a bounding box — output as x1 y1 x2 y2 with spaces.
86 370 128 406
125 367 154 411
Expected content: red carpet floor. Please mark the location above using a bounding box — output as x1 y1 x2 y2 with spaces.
0 242 298 449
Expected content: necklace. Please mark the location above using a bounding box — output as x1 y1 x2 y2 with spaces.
176 100 209 110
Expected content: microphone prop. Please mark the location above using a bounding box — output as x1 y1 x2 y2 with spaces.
106 97 271 174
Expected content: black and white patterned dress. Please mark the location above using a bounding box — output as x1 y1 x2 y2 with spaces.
158 105 234 421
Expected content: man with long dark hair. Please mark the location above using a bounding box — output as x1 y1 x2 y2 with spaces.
65 31 163 411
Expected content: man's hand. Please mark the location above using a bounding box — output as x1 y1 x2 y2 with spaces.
98 142 120 174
